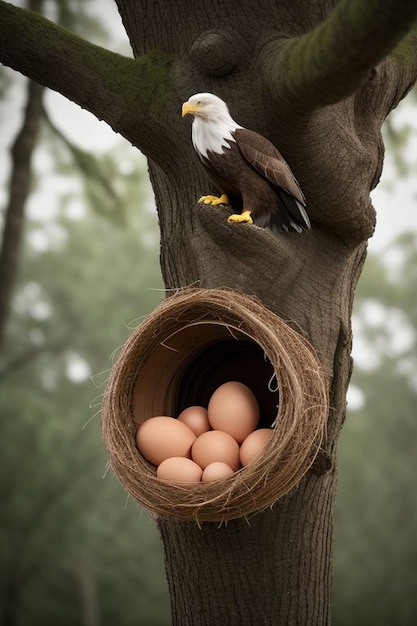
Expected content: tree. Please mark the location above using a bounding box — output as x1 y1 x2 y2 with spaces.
1 1 416 623
0 1 44 353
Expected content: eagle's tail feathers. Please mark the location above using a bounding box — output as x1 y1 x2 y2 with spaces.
294 200 311 230
259 191 311 233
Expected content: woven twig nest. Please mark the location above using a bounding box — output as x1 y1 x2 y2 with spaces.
102 288 328 522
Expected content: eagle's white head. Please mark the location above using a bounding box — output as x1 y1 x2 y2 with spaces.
182 92 242 158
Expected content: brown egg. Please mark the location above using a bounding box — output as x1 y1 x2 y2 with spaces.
240 428 273 467
207 381 260 443
135 416 196 466
191 430 240 471
202 462 234 482
178 406 211 437
157 457 203 483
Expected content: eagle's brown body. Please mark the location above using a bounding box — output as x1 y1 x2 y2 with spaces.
201 128 309 233
182 93 311 234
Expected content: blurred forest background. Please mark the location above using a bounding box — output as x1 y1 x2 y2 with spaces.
0 2 416 625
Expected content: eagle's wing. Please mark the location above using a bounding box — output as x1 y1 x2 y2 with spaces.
234 128 305 205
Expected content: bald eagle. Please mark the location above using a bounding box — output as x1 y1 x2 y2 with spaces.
182 93 310 234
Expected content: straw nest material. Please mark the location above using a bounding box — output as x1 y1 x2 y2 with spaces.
102 288 328 522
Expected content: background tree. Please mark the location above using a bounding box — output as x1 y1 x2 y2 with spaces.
1 0 417 624
0 0 43 352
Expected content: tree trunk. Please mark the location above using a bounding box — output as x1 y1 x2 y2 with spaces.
158 471 336 625
152 168 364 624
113 2 413 622
1 0 417 622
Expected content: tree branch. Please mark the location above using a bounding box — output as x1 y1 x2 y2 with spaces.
0 1 172 144
388 30 417 107
261 0 417 108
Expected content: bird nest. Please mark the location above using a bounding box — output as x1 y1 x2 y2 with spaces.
101 288 328 522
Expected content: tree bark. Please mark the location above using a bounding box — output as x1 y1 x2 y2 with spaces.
159 471 336 625
1 0 417 623
262 0 417 107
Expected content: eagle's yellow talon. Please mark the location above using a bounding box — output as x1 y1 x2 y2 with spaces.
198 195 213 204
198 194 230 206
227 210 253 224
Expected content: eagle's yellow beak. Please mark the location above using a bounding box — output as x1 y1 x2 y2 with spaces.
182 101 199 117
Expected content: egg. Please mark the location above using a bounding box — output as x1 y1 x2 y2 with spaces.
191 430 240 471
135 416 196 465
177 406 211 437
240 428 273 467
157 457 203 483
202 462 234 482
207 381 260 443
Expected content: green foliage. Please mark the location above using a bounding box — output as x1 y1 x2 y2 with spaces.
334 236 417 626
0 186 170 625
